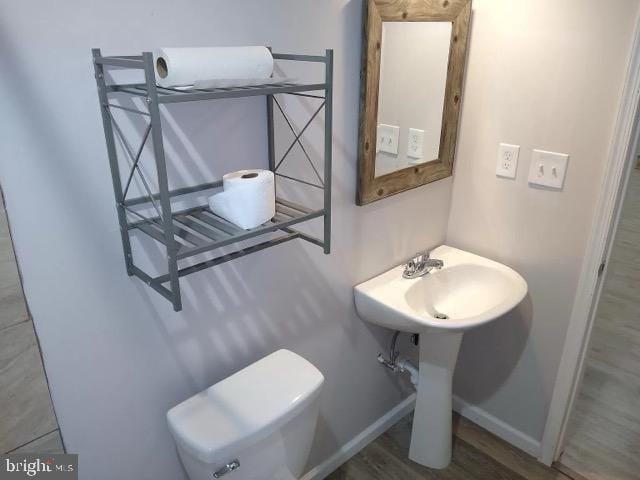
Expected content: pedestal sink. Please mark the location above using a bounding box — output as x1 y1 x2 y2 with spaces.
354 245 527 468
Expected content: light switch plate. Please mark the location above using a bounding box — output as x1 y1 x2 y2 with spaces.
528 149 569 189
407 128 425 159
377 124 400 155
496 143 520 179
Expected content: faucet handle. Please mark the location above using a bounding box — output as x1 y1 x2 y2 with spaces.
403 250 442 279
404 259 417 275
404 251 426 277
414 251 431 265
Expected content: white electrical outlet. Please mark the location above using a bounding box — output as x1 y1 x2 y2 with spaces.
407 128 425 159
496 143 520 179
528 149 569 189
377 124 400 155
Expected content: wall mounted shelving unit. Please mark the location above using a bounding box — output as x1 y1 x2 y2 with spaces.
92 48 333 312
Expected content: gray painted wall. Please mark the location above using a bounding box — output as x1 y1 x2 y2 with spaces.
0 1 451 479
447 0 639 443
2 0 639 478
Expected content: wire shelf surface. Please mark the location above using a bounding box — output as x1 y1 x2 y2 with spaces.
107 82 327 104
130 198 324 260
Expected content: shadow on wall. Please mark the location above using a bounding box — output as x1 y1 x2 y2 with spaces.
121 123 412 470
454 294 533 403
1 0 420 475
102 41 413 467
100 68 340 372
119 87 411 386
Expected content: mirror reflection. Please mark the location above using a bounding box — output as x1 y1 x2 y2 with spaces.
375 22 452 177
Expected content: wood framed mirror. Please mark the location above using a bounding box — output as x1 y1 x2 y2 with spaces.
356 0 472 205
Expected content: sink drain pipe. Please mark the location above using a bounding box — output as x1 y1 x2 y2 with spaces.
377 331 419 387
396 357 419 386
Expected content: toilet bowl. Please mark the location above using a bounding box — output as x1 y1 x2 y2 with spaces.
167 349 324 480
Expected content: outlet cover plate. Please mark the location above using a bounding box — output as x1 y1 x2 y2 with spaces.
496 143 520 179
407 128 425 159
528 149 569 189
377 124 400 155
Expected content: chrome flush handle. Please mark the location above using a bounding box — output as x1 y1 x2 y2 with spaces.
213 459 240 478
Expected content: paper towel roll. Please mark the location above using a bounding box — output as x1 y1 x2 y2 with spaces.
154 47 273 88
208 170 275 230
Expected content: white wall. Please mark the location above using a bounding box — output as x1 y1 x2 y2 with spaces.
0 1 452 479
376 22 451 175
447 0 639 445
3 0 639 477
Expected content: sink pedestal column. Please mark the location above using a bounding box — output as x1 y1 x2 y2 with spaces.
409 330 463 469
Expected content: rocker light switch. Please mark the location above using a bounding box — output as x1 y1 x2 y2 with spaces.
528 149 569 189
377 124 400 155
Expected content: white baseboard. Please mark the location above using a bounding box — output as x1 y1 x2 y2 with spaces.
301 392 540 480
301 393 417 480
453 395 541 458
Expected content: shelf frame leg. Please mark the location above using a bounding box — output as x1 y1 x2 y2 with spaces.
266 46 277 200
323 49 334 254
267 93 276 174
143 52 182 312
92 48 134 276
266 47 276 176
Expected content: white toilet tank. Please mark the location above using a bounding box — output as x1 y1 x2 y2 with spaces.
167 350 324 480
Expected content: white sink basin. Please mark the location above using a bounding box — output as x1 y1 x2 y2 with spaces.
353 245 527 469
354 245 527 333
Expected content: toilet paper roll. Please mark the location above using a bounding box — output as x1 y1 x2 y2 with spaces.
154 47 274 88
208 170 275 230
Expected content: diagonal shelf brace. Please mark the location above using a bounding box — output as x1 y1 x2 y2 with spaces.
108 111 163 223
122 123 152 199
124 205 165 229
273 97 325 187
275 173 323 189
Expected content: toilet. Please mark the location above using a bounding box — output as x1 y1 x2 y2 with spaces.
167 349 324 480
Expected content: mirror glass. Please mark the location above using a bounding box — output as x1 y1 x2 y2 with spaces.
375 22 452 177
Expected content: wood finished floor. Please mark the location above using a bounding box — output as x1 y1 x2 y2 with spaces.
560 167 640 480
327 413 573 480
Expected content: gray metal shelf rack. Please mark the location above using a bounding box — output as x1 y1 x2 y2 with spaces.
92 48 333 311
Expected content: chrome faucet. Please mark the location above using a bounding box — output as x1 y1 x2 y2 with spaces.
403 251 444 279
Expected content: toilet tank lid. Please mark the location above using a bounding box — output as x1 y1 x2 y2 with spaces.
167 349 324 463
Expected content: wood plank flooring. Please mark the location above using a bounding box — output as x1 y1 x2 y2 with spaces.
559 167 640 480
327 413 573 480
